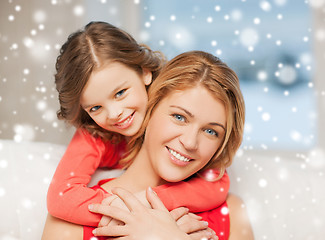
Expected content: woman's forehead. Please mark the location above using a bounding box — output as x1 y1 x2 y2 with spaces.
155 86 226 125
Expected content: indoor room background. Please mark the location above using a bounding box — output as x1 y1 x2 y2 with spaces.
0 0 324 239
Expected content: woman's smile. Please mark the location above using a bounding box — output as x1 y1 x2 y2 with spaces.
166 146 193 166
142 86 226 183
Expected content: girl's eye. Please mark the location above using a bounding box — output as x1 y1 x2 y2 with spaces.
173 114 186 122
115 89 126 98
205 128 218 137
89 105 101 113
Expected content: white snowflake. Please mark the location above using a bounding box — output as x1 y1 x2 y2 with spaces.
73 5 84 16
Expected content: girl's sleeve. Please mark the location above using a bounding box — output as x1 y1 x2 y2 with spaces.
153 169 229 213
46 129 125 226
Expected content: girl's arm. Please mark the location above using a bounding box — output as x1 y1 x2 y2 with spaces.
153 170 229 213
89 187 217 240
46 129 125 226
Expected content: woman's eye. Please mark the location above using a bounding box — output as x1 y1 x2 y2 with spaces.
115 89 126 98
205 128 218 137
90 105 101 113
173 114 185 122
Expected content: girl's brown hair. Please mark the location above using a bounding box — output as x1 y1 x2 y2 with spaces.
55 21 165 140
122 51 245 179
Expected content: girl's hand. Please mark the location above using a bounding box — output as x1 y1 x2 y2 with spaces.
96 194 126 228
89 187 218 240
96 190 152 228
89 187 191 240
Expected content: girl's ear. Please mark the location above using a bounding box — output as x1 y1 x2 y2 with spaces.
142 69 152 86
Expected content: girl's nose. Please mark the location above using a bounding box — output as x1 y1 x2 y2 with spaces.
107 104 123 120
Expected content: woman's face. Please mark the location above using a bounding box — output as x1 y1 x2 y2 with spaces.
143 85 226 182
80 62 152 136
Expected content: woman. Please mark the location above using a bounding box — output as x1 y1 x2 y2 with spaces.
42 51 253 240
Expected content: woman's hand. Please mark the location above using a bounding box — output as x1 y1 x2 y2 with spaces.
89 187 191 240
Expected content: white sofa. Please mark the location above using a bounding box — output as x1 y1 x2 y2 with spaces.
0 139 324 240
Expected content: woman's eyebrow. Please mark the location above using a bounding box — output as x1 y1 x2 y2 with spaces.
170 105 194 117
170 105 226 131
209 122 226 132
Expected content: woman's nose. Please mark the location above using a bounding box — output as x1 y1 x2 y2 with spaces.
179 128 199 151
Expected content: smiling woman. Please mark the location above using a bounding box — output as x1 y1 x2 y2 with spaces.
141 86 226 182
46 22 235 236
42 50 252 240
123 50 245 177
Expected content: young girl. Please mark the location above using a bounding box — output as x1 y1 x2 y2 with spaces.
42 51 253 240
47 21 230 227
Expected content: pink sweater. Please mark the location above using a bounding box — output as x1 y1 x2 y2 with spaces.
47 129 229 226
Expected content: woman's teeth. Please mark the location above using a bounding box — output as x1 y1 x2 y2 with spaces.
168 148 191 162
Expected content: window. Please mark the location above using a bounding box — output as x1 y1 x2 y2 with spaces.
140 0 316 150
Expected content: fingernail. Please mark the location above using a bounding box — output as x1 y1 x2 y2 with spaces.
203 221 209 226
92 229 96 235
148 186 157 195
88 204 93 210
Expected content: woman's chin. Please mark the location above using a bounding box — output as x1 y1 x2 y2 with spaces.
161 173 190 183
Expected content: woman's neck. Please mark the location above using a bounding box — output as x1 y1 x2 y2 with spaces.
102 147 166 193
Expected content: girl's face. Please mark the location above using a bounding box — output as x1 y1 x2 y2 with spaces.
143 85 226 183
80 62 152 136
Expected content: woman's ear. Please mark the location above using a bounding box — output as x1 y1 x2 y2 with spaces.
142 69 152 86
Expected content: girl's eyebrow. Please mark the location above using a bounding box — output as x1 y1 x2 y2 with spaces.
170 105 226 131
111 81 127 96
82 81 127 109
81 102 93 110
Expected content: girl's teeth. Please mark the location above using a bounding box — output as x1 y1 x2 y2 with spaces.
169 149 190 162
118 116 131 126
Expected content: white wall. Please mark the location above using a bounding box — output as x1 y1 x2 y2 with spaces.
0 0 139 145
313 6 325 150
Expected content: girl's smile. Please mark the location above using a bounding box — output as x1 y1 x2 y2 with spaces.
113 111 135 129
80 62 152 136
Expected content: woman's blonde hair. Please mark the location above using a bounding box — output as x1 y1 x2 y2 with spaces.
55 21 166 141
121 51 245 179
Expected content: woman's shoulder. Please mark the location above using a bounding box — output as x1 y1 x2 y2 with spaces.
226 193 255 240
